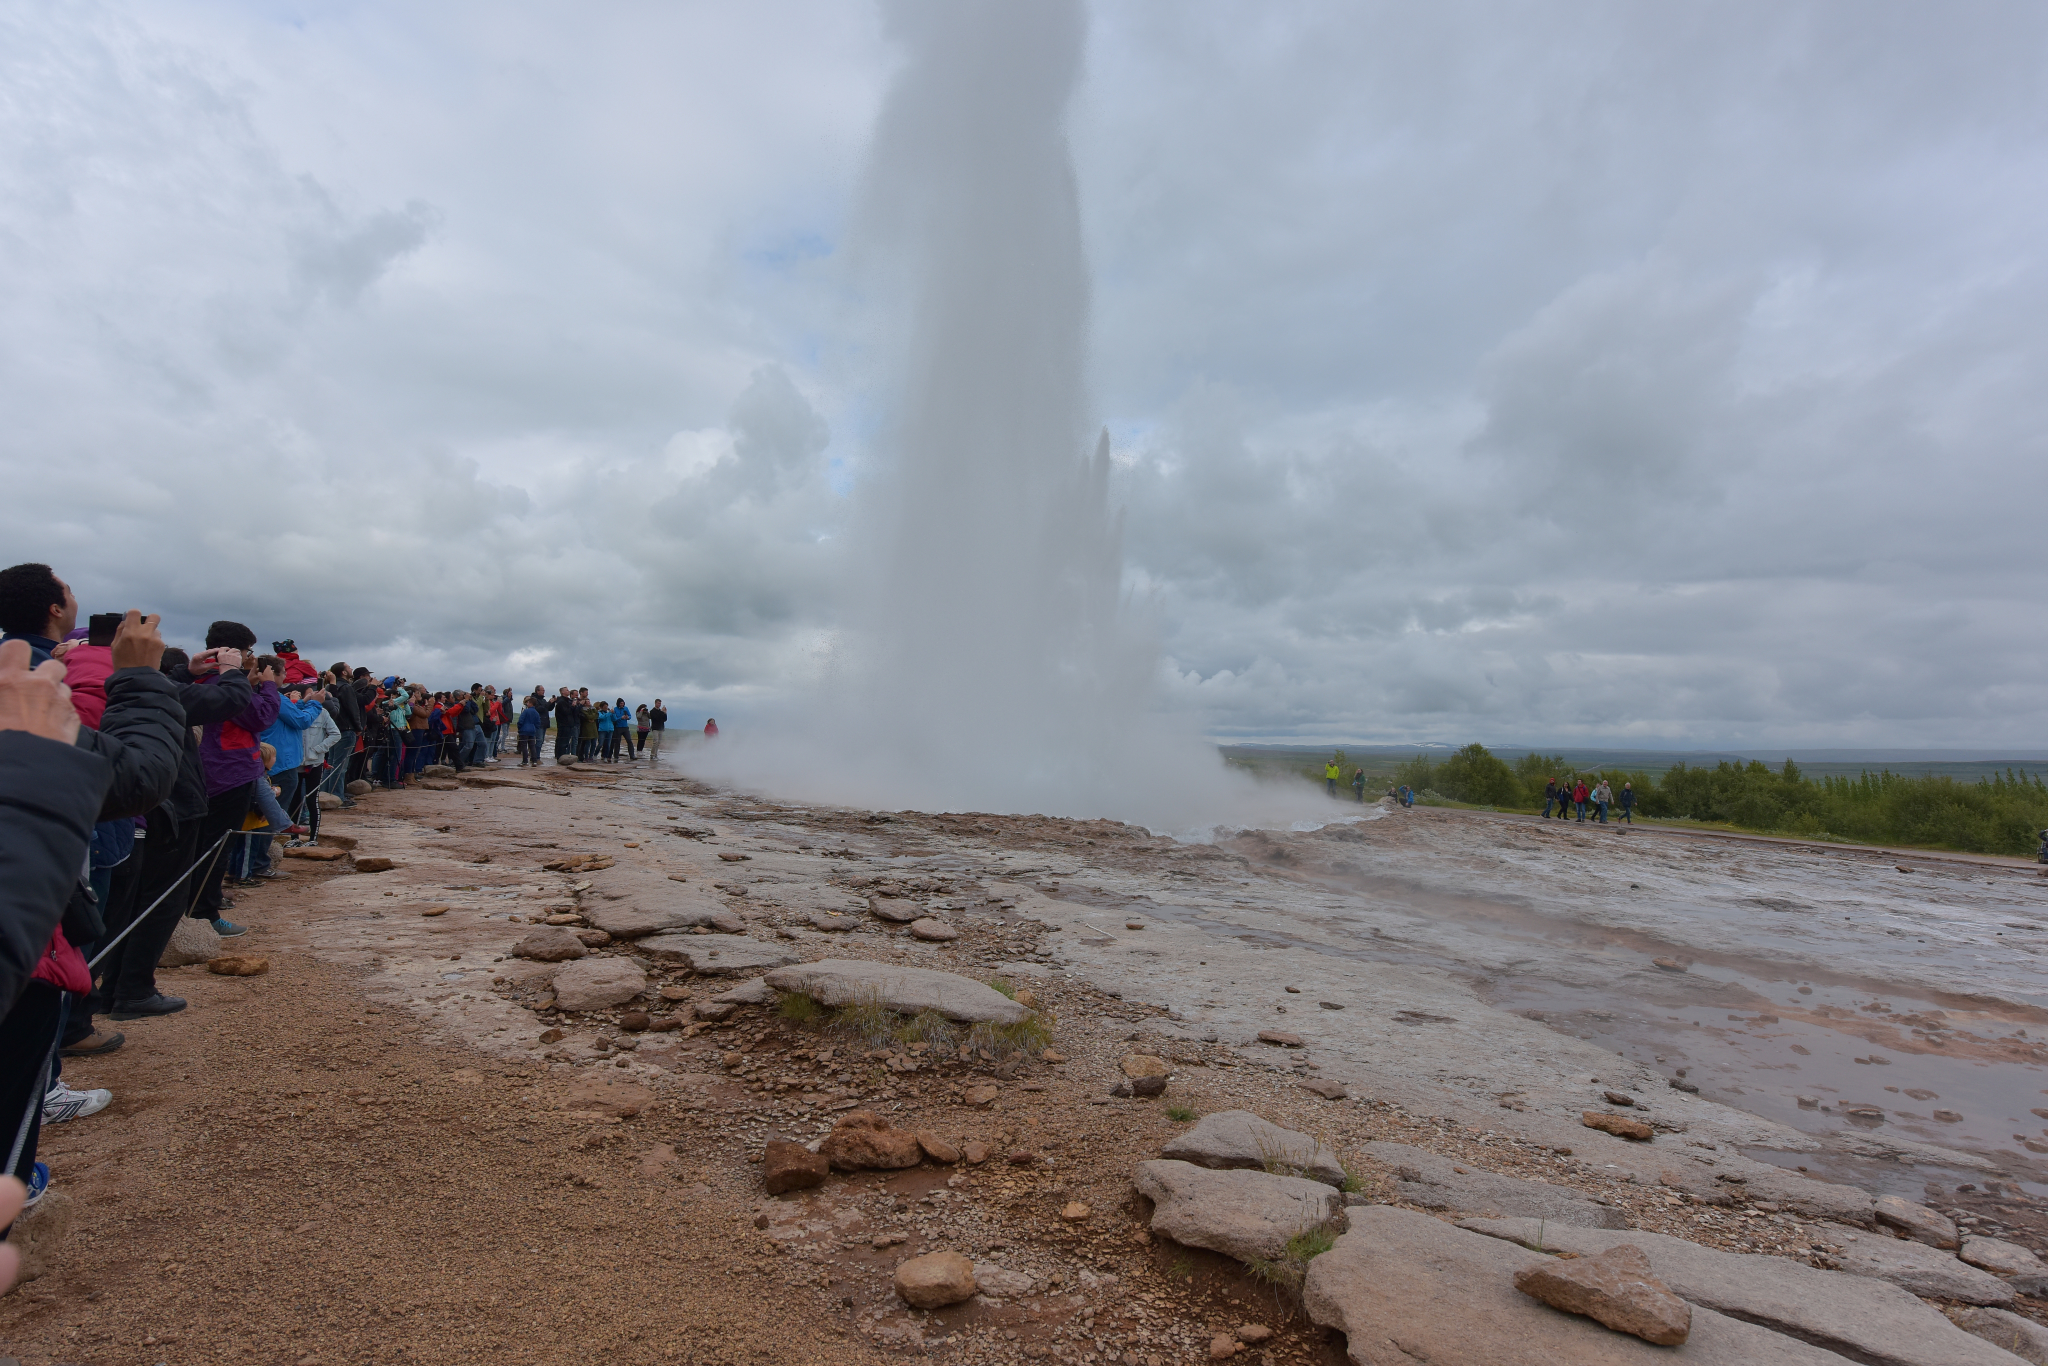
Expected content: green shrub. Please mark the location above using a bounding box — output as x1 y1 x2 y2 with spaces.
1166 1105 1197 1122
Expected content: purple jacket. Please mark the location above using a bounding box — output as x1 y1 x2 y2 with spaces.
196 673 281 798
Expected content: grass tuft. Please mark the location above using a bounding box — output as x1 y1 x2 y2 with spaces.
892 1007 959 1051
777 991 822 1025
987 976 1018 1000
828 986 897 1049
1166 1105 1197 1123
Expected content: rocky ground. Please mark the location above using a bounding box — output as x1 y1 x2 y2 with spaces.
5 758 2047 1365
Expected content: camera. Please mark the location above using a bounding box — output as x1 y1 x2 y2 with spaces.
86 612 122 647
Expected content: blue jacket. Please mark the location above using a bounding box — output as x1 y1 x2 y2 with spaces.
261 695 326 774
612 705 631 730
518 703 545 737
596 708 615 733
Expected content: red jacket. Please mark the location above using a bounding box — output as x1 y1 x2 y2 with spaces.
31 922 90 994
276 650 318 686
59 644 116 728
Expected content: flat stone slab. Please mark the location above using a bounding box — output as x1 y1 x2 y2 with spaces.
1461 1217 2023 1366
582 900 741 939
550 957 647 1012
867 895 922 923
1961 1235 2048 1294
1306 1206 1855 1365
1814 1225 2014 1306
634 934 798 975
1948 1308 2048 1365
763 959 1029 1024
714 977 779 1005
1134 1160 1346 1265
1363 1141 1627 1229
1161 1109 1346 1187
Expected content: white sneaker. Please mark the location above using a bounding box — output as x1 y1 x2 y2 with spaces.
43 1080 113 1123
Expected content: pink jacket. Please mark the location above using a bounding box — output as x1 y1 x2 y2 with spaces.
60 643 115 728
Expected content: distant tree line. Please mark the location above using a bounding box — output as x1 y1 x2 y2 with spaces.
1380 743 2048 858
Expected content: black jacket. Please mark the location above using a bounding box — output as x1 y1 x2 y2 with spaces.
155 665 256 832
0 732 112 1011
76 666 187 822
331 678 367 732
553 695 579 732
457 697 480 731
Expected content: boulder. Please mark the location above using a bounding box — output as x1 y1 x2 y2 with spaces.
345 779 373 796
917 1134 961 1164
1122 1055 1169 1096
1582 1111 1654 1141
282 845 347 861
1364 1141 1627 1229
634 934 797 975
550 958 648 1012
159 915 223 967
973 1263 1034 1299
353 856 397 873
1134 1159 1346 1264
1308 1206 1849 1365
762 1139 829 1195
763 959 1030 1024
315 790 344 809
419 763 456 777
867 895 922 923
1257 1030 1304 1047
1460 1216 2024 1366
582 901 741 939
1874 1196 1961 1250
820 1111 923 1171
909 917 959 942
894 1251 976 1309
1514 1243 1691 1346
1948 1307 2048 1366
1960 1235 2048 1294
714 977 779 1005
1813 1224 2013 1306
512 928 588 963
1161 1110 1346 1187
207 955 269 976
808 911 857 932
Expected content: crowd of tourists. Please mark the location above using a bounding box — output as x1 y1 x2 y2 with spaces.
0 560 703 1284
1542 776 1636 823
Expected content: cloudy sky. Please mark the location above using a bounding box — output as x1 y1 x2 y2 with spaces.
5 0 2045 751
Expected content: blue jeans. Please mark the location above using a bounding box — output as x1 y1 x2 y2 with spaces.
1596 800 1609 823
319 732 356 800
459 727 487 769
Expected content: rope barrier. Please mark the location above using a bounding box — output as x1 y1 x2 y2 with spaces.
83 829 232 972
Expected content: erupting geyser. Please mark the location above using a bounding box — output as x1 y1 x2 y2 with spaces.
711 0 1291 829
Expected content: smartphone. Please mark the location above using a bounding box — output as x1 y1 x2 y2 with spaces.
87 612 122 646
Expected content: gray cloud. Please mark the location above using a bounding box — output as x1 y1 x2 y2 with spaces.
2 0 2043 750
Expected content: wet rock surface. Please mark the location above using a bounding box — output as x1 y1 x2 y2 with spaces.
1365 1139 1629 1228
1307 1206 1847 1365
1462 1216 2023 1366
1813 1223 2016 1305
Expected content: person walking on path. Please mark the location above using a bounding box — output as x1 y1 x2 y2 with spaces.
1617 781 1636 824
1542 778 1559 818
596 700 615 762
635 704 651 758
1324 758 1340 797
703 717 718 740
1351 767 1365 802
1593 778 1612 824
1572 779 1590 822
612 700 634 759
